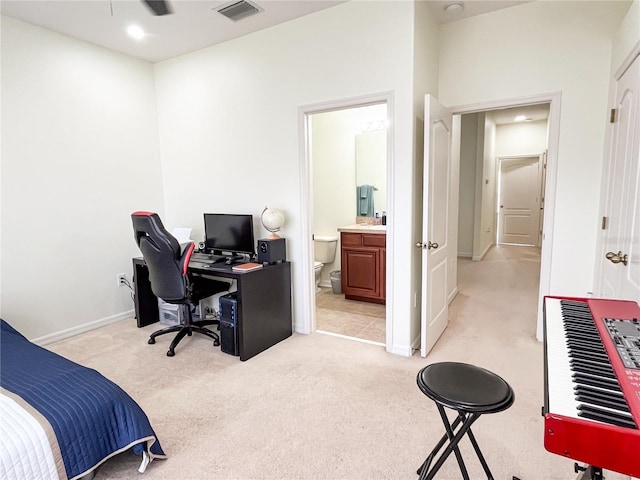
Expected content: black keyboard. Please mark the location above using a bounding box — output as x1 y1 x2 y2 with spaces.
190 253 227 264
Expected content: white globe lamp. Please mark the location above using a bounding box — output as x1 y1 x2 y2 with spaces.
261 207 285 239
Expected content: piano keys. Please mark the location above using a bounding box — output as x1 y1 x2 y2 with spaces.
543 296 640 478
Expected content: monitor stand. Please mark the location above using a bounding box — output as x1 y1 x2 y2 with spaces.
224 255 244 265
211 251 245 265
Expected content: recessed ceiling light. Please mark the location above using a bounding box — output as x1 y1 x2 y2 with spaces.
444 2 464 15
514 115 527 122
127 25 145 40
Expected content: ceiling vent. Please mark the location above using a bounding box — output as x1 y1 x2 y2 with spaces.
216 0 263 22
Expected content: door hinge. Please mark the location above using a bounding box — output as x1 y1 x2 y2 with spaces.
610 108 617 123
601 216 608 230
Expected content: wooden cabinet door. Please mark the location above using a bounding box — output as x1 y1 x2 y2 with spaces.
342 246 381 300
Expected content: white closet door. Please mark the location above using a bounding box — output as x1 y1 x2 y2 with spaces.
598 54 640 301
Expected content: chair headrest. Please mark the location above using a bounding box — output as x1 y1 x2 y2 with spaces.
131 212 180 256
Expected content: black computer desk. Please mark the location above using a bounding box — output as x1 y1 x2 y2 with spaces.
132 258 292 361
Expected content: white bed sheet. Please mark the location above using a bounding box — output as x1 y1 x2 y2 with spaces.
0 389 65 480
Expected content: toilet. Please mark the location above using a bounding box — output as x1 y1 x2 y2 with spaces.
313 236 338 293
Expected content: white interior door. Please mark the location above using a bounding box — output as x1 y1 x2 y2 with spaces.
420 95 452 357
599 54 640 300
498 156 542 246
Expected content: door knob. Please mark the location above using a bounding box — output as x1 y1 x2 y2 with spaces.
416 241 439 250
605 251 628 266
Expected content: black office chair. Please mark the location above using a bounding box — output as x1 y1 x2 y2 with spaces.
131 211 230 356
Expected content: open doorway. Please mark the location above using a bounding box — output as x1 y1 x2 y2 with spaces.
299 93 393 346
457 104 549 260
455 102 551 335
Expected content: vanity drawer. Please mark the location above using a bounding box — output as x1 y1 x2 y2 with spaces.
362 234 385 248
341 232 363 247
341 232 386 248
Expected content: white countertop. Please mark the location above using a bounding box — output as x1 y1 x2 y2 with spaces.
337 224 387 234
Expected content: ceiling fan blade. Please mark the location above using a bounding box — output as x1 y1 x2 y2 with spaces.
142 0 172 15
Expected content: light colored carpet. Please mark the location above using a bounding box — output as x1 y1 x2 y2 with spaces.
47 245 631 480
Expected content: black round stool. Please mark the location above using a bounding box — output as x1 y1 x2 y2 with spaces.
416 362 515 480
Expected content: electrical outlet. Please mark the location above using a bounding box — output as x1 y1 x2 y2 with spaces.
116 273 127 287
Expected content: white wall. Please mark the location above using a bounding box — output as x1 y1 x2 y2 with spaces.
495 120 548 158
439 1 629 297
311 104 387 286
0 17 164 339
474 114 496 260
458 114 479 257
312 109 357 284
153 1 418 353
610 0 640 73
410 0 441 348
311 110 351 286
458 113 497 260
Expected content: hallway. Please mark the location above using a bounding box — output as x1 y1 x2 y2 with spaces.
451 244 541 341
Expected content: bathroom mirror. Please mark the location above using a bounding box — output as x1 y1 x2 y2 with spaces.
355 131 387 216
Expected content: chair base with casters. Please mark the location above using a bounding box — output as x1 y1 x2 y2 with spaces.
148 303 220 357
416 362 515 480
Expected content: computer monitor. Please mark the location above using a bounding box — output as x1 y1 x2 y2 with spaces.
203 213 255 258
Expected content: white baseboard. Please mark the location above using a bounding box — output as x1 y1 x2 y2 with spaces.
33 310 134 346
448 287 459 305
472 243 492 261
388 343 414 357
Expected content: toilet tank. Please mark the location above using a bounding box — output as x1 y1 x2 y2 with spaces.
314 236 338 263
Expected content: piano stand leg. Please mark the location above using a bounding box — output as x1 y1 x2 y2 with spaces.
574 463 604 480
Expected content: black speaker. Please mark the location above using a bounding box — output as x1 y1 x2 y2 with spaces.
257 238 286 264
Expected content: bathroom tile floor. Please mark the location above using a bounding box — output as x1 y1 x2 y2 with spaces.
315 287 386 344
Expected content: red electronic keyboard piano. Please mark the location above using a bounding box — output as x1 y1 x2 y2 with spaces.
543 296 640 478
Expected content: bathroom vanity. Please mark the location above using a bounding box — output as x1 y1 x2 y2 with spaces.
338 225 386 304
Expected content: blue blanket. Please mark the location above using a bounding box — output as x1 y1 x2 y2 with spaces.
0 319 165 479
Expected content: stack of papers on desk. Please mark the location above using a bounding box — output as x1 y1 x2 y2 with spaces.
172 227 193 249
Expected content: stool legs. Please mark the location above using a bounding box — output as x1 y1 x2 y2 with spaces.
465 422 494 477
417 413 464 477
417 406 495 480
